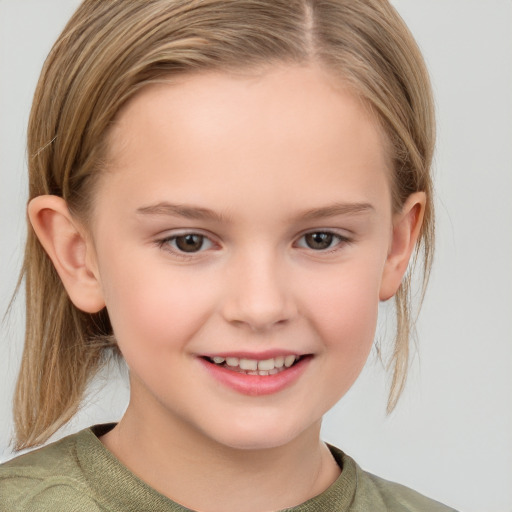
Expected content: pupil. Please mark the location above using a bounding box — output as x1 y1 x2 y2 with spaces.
306 232 333 250
176 234 203 252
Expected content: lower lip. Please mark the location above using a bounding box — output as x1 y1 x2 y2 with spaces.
199 357 311 396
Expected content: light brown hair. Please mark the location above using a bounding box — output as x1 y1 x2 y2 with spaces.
14 0 435 450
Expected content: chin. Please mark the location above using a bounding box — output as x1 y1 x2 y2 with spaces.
214 434 299 452
201 415 318 452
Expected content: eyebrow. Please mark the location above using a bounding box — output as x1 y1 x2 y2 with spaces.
136 201 374 222
136 202 228 222
298 202 375 220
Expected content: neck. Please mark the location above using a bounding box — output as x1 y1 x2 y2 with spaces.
101 402 340 512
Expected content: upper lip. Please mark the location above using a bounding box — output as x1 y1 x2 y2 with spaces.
199 350 308 360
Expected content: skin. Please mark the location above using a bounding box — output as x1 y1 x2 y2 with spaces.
29 64 425 511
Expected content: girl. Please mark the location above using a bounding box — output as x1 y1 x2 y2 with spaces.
0 0 457 510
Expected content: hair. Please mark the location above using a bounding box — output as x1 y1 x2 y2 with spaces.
14 0 435 450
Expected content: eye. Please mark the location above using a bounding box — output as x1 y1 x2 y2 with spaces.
296 231 348 251
159 233 214 254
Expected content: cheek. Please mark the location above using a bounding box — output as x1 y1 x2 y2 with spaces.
322 285 378 360
98 253 216 356
302 258 382 361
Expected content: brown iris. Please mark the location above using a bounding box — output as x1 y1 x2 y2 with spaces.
304 232 334 250
175 234 205 252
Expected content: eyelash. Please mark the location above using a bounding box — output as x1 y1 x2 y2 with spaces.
155 230 351 259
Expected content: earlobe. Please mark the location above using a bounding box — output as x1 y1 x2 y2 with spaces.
28 195 106 313
379 192 426 301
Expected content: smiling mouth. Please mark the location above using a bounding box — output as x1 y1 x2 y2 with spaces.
202 355 306 376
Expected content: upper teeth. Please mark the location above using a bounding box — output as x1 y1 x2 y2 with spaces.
211 355 298 371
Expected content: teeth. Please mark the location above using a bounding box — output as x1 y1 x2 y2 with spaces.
284 355 296 367
274 356 284 368
239 358 258 371
257 358 275 371
211 355 301 372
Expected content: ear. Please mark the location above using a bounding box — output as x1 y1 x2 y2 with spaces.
379 192 426 301
28 195 106 313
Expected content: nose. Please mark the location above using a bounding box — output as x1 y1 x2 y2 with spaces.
221 250 297 332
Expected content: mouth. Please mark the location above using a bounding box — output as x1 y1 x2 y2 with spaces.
201 354 308 376
198 353 312 396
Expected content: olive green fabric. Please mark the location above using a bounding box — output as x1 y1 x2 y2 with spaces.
0 425 457 511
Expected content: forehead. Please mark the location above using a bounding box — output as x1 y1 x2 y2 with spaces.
98 64 391 220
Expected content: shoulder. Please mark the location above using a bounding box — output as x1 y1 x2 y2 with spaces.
360 471 458 512
328 446 459 512
0 430 103 512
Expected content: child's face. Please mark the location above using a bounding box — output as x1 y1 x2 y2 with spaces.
87 65 400 450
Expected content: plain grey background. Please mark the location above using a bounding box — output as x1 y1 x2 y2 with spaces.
1 1 511 511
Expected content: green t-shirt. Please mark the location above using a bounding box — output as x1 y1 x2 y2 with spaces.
0 424 457 511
